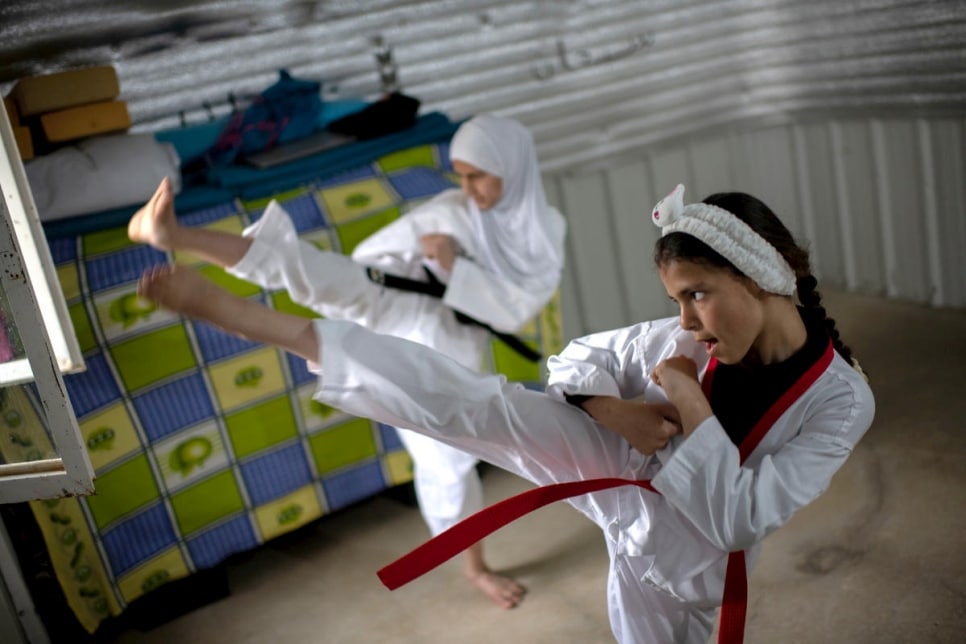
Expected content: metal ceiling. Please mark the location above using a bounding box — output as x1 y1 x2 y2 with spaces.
2 0 965 171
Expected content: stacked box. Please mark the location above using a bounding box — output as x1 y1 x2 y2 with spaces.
9 65 128 151
40 100 131 142
11 65 120 116
4 95 34 160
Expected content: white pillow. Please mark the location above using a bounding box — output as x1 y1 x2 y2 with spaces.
25 133 181 221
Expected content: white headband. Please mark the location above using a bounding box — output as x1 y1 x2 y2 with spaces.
651 184 797 295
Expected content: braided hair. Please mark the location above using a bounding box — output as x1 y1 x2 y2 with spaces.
653 191 858 369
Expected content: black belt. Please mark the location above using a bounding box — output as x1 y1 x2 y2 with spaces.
365 266 542 363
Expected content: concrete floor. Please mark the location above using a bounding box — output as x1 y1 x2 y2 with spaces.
96 290 965 643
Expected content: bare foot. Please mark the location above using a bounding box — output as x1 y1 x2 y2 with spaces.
137 264 221 319
128 177 180 250
467 569 527 609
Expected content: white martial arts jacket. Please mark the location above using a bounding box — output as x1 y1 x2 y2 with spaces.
310 316 875 632
352 188 561 334
543 316 875 602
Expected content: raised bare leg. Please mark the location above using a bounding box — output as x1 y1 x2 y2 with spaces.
129 177 253 267
137 264 319 363
464 541 526 609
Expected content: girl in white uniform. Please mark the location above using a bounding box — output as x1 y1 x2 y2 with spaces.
135 184 874 643
127 114 567 608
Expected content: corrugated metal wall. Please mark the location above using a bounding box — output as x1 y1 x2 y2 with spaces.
3 0 965 337
545 115 966 337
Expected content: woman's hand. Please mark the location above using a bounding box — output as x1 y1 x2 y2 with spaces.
420 234 460 272
580 397 682 455
650 356 712 437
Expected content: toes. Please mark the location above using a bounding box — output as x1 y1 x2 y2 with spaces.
155 176 170 199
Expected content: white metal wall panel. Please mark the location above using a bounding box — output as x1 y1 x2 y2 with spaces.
732 127 803 239
796 122 847 288
834 121 885 294
541 175 584 338
874 119 932 302
604 160 667 324
687 135 733 201
559 171 630 333
926 118 966 308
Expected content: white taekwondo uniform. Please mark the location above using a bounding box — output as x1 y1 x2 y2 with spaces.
308 315 874 643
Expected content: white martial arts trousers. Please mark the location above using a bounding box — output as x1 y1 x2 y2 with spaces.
228 201 490 536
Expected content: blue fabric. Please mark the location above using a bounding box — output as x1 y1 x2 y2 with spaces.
322 461 388 511
152 100 370 164
132 373 217 442
62 354 122 417
44 111 460 240
240 444 314 506
101 504 178 576
206 111 458 193
154 117 229 163
85 245 164 292
193 322 263 363
186 516 258 570
207 70 323 167
286 353 315 386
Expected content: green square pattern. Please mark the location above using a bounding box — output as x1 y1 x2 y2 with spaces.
225 395 298 458
240 188 308 212
198 264 262 298
271 291 320 319
169 469 244 535
492 339 541 383
82 225 135 256
377 144 437 173
336 207 399 255
320 178 396 224
110 325 197 391
85 454 160 529
308 418 377 474
69 302 98 353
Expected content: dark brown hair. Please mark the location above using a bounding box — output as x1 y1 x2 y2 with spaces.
653 192 855 366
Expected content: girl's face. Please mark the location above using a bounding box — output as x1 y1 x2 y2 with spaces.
453 160 503 211
659 259 765 365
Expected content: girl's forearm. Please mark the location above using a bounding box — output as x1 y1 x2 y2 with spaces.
674 396 713 437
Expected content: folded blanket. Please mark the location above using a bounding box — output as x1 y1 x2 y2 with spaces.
25 133 181 221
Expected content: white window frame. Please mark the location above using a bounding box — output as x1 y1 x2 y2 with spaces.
0 102 94 503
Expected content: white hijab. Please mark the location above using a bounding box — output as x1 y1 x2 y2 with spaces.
449 115 566 290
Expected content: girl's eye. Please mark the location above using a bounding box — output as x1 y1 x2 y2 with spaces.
692 291 705 302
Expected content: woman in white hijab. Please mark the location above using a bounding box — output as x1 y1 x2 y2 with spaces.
352 114 565 331
128 114 567 608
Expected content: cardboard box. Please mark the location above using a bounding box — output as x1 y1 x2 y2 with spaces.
2 95 32 159
13 125 34 161
40 100 131 143
4 96 20 125
12 65 120 117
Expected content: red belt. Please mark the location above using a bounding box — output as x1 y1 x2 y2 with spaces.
377 476 746 644
378 340 834 644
